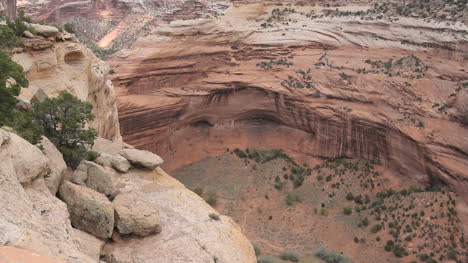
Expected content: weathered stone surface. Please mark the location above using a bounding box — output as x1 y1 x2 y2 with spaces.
40 137 67 195
72 228 105 262
97 153 131 173
119 149 163 170
102 168 256 263
59 181 114 239
0 247 62 263
23 30 34 38
12 38 121 142
29 23 59 37
113 192 161 236
0 129 49 184
85 162 117 198
0 140 94 262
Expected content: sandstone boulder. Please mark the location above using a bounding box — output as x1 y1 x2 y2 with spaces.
119 149 163 170
23 30 34 38
0 129 49 184
29 23 59 37
85 162 117 198
40 137 67 195
97 153 131 173
59 181 114 238
72 228 105 262
113 192 161 236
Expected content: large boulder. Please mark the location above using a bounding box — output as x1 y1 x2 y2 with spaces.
29 23 59 37
119 149 164 170
113 192 161 236
97 153 131 173
84 161 117 198
72 228 105 262
59 181 114 238
0 129 49 184
40 137 67 195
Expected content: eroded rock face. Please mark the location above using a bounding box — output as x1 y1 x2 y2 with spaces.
113 192 161 236
110 3 468 210
59 181 114 239
72 228 105 262
12 33 121 142
0 129 94 263
0 247 62 263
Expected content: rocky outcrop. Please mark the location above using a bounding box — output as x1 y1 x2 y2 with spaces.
0 247 62 263
120 148 164 169
12 31 121 142
0 0 16 18
113 192 161 236
0 129 94 262
40 136 67 195
102 167 256 263
0 129 49 184
59 181 115 239
72 228 105 262
82 161 117 198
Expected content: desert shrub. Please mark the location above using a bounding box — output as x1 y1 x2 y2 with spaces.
315 247 353 263
204 191 218 206
343 207 352 215
393 245 408 257
361 217 370 227
32 91 97 167
252 243 261 256
63 22 75 33
371 224 382 233
193 187 204 196
285 192 301 206
346 193 354 201
208 213 220 220
257 255 279 263
279 251 299 262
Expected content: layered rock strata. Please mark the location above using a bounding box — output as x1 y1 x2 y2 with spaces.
110 2 468 225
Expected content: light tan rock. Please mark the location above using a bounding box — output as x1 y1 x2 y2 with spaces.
40 137 67 195
97 153 131 173
12 39 121 142
72 228 105 262
113 192 161 236
29 23 59 37
0 129 49 184
0 142 94 262
85 162 117 198
102 168 256 263
119 149 163 170
59 181 114 239
0 247 63 263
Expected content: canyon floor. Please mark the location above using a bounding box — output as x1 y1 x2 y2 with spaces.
173 149 465 263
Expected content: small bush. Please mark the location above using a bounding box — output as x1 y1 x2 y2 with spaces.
279 251 299 262
343 207 352 215
371 224 382 233
252 243 261 256
205 191 218 206
208 213 220 220
63 22 75 33
315 247 353 263
257 255 279 263
193 187 204 196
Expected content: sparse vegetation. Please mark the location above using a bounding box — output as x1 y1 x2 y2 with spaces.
257 58 292 69
279 251 299 262
315 247 353 263
204 191 218 206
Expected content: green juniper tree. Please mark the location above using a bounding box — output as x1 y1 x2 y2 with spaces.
32 91 97 166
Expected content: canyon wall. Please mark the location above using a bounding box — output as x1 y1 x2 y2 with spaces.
111 3 468 200
11 31 122 141
0 0 16 18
